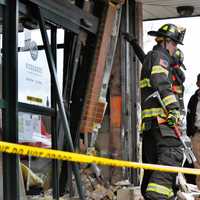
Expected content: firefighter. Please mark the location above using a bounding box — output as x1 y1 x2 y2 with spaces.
170 48 186 116
140 23 186 200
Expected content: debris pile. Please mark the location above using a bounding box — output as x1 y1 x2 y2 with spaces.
26 166 143 200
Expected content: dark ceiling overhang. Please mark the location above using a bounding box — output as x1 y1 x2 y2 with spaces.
143 0 200 21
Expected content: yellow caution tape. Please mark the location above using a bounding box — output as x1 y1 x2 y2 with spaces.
0 141 199 175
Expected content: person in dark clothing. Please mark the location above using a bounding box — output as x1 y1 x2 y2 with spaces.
187 74 200 137
186 73 200 188
140 23 186 200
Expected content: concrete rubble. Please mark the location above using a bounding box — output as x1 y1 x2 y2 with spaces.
24 163 200 200
26 166 144 200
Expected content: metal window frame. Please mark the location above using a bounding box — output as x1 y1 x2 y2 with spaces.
19 0 98 34
2 1 19 200
37 6 85 199
50 25 59 199
29 0 98 34
2 0 99 199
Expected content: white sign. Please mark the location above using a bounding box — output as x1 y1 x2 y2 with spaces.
18 49 51 106
18 29 51 107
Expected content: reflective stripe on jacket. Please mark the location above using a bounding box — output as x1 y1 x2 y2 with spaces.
140 44 179 131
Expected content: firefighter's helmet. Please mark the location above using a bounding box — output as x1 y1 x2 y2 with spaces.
173 48 186 70
148 24 186 45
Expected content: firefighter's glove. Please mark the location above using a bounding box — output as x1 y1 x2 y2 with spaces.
123 32 134 43
167 109 180 127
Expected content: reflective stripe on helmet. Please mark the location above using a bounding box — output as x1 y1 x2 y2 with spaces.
162 95 177 106
146 183 174 198
161 25 168 31
140 78 151 88
173 48 184 64
176 49 181 56
161 24 175 33
151 65 168 75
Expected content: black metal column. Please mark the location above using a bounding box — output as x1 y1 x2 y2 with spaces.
51 26 59 200
37 7 85 200
120 4 128 170
121 0 140 185
2 0 19 199
128 0 141 185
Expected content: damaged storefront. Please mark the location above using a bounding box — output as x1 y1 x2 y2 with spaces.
0 0 142 199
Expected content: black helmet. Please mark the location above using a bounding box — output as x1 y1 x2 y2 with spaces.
173 48 186 70
148 24 186 45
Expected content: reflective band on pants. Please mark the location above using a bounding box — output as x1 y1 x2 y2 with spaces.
146 182 174 198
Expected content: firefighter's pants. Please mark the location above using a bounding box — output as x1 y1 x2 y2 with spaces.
141 127 183 200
